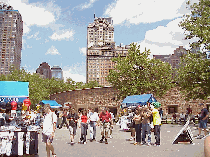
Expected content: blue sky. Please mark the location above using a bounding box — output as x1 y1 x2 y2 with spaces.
3 0 199 82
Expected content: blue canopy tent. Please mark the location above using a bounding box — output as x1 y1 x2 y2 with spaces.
40 100 62 108
0 81 29 103
121 94 157 108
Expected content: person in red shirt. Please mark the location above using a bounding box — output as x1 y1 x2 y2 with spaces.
99 107 111 144
79 110 88 144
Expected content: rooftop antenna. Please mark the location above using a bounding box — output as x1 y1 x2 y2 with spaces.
94 9 95 19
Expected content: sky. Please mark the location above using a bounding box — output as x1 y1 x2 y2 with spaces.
2 0 199 83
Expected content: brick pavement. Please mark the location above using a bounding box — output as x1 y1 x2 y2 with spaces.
37 124 205 157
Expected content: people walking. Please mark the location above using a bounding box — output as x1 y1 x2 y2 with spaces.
42 104 57 157
88 108 99 142
151 102 162 146
67 108 79 145
59 110 69 129
79 110 88 144
196 103 209 139
133 107 142 146
99 107 111 144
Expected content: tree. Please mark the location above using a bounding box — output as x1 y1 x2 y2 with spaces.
179 0 210 50
177 0 210 100
107 43 173 99
0 69 103 107
176 52 210 100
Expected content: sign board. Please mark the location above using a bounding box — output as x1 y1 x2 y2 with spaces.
172 119 193 144
0 81 29 103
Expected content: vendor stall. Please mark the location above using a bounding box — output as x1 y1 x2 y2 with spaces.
121 94 157 108
0 81 39 156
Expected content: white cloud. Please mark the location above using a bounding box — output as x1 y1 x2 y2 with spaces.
76 0 98 10
2 0 61 34
26 45 32 49
104 0 199 25
27 31 41 40
63 72 86 83
49 29 74 41
62 62 86 83
79 47 86 56
45 45 61 55
137 18 197 56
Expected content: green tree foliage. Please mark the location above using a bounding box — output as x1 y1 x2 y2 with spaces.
107 43 173 99
176 52 210 100
179 0 210 50
0 69 102 108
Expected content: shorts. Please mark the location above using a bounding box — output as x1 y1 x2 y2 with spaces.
69 126 76 135
42 133 53 143
100 122 110 133
199 120 207 129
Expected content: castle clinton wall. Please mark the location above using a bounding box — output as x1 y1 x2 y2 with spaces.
50 87 210 115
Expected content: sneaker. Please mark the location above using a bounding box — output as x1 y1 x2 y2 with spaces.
129 137 133 141
100 139 103 143
153 144 160 147
52 154 56 157
105 139 108 144
83 142 87 144
110 135 113 139
195 135 202 139
147 143 151 146
142 141 146 145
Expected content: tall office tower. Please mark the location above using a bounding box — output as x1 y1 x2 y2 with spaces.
0 3 23 75
51 65 63 80
87 16 129 86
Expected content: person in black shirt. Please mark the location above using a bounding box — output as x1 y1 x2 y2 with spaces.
67 108 79 144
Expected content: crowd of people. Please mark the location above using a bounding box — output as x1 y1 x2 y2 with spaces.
41 105 114 157
0 102 209 157
127 102 162 146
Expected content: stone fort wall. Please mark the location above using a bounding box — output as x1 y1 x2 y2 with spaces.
50 87 210 115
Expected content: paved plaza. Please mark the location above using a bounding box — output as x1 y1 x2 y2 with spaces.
36 123 206 157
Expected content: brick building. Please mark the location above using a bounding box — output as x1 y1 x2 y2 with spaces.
86 16 130 86
36 62 52 79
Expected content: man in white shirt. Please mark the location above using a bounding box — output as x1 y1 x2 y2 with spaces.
42 104 57 157
88 108 99 142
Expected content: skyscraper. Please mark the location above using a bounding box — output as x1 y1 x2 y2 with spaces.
87 16 129 86
51 65 63 80
0 3 23 75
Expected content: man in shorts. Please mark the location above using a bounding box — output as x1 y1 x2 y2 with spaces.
42 104 57 157
196 103 209 139
67 108 79 144
99 107 111 144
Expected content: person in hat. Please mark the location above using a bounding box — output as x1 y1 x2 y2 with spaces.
42 104 57 157
151 102 161 146
196 103 209 139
